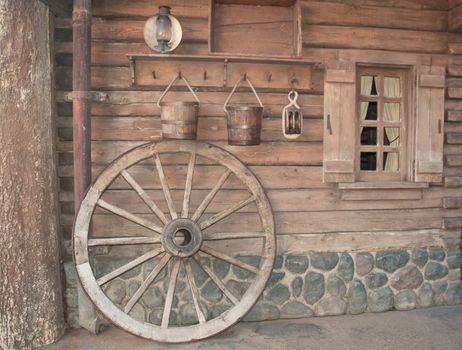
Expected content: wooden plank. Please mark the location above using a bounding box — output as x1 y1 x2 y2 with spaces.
445 176 462 187
443 217 462 229
57 116 323 142
85 208 445 235
92 0 210 18
447 111 462 122
443 197 462 209
445 154 462 166
57 140 323 166
302 2 447 32
449 4 462 32
302 25 448 54
300 0 448 11
58 165 327 190
341 189 422 201
447 133 462 144
91 17 208 42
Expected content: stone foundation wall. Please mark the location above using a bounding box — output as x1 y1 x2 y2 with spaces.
64 247 462 328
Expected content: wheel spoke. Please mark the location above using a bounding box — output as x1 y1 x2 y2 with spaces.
161 258 181 329
194 255 239 305
181 153 196 218
199 195 256 230
89 236 160 246
121 169 169 225
191 169 232 222
200 245 259 274
184 259 206 324
203 231 266 241
97 199 163 234
97 248 163 286
154 153 178 220
124 253 171 313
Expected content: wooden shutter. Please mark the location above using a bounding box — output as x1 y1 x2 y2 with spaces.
323 64 356 183
415 66 445 182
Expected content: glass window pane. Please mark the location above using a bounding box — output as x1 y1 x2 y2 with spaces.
360 152 377 171
383 152 399 171
361 127 377 145
384 77 400 97
360 101 378 121
384 102 400 121
384 128 400 146
360 76 377 96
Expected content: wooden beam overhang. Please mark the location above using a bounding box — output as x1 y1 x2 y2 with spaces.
39 0 73 17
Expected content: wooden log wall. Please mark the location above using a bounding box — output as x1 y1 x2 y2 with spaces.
55 0 462 259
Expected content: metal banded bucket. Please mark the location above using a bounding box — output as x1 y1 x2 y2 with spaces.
157 73 200 140
224 76 264 146
159 101 199 139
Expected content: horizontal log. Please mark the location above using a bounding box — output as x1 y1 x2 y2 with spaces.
65 208 444 235
302 2 447 32
447 133 462 144
92 17 208 42
302 25 448 54
92 0 210 18
57 140 324 166
443 197 462 209
449 4 462 32
447 111 462 122
57 116 324 142
56 91 325 117
447 65 462 77
445 154 462 167
445 176 462 187
444 217 462 229
300 0 448 11
59 187 443 215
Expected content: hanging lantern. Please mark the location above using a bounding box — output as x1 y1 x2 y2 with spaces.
282 90 303 139
144 6 183 53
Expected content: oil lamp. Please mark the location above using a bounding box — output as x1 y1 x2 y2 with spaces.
144 6 182 53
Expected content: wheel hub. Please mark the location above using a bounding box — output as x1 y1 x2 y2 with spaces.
161 218 203 258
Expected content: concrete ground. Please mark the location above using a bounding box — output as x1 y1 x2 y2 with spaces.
41 305 462 350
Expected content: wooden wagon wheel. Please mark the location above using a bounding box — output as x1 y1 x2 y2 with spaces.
73 140 275 343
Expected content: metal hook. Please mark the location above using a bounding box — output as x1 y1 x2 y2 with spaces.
267 73 272 82
152 71 157 79
178 71 182 79
203 70 207 81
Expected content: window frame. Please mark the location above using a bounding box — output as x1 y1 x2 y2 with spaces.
355 65 415 183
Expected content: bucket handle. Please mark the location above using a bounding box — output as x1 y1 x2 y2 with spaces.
223 75 264 113
157 73 200 108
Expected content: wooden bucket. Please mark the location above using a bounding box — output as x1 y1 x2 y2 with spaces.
224 76 264 146
159 101 199 139
157 74 200 140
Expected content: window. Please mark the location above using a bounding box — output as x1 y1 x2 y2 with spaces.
323 63 445 186
357 68 409 182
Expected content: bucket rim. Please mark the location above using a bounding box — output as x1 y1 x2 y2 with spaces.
159 101 200 107
225 105 263 111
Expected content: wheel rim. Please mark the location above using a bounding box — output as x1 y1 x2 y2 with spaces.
73 140 275 343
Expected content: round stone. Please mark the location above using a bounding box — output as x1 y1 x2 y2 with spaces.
424 262 448 280
390 265 423 290
104 279 126 305
141 286 164 308
394 290 417 310
337 253 354 282
303 271 325 305
433 280 448 305
411 249 428 268
356 253 374 276
266 284 290 305
327 275 346 297
212 258 230 279
446 281 462 305
267 271 285 288
162 218 202 258
285 255 309 274
311 253 339 271
128 303 146 322
316 296 346 316
201 280 223 303
418 282 433 308
376 251 409 273
448 251 462 269
366 272 388 289
429 248 445 262
233 256 260 280
243 303 280 322
368 287 393 312
274 256 284 270
292 276 303 298
226 280 250 298
280 301 313 318
347 279 367 314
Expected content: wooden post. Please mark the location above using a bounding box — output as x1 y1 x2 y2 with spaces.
0 0 64 348
73 0 103 333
